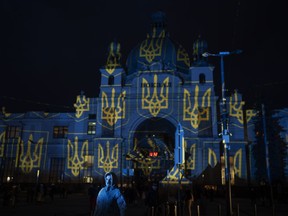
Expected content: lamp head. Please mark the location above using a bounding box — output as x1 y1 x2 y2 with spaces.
202 52 209 57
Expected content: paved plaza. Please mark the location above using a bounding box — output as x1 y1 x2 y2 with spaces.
0 190 287 216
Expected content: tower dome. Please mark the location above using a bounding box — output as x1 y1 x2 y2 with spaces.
126 11 190 75
192 34 209 66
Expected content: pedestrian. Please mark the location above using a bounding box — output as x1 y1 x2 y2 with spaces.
88 184 98 216
36 184 45 204
184 187 194 216
145 182 160 216
48 184 55 203
250 186 256 204
94 172 126 216
259 178 267 206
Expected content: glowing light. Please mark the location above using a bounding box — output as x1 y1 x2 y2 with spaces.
149 151 158 157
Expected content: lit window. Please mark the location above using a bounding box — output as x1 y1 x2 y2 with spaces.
53 126 68 138
84 155 94 167
83 176 93 183
87 122 96 135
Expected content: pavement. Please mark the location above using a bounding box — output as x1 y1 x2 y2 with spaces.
0 190 287 216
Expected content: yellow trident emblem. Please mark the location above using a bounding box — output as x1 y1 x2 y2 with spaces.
17 134 44 173
130 138 160 176
105 41 121 74
98 141 119 173
102 88 126 126
183 85 211 129
138 159 160 176
186 143 196 170
142 75 169 117
208 148 217 167
166 166 185 182
229 92 245 124
177 45 190 67
234 148 242 177
1 107 11 118
139 28 165 63
74 94 90 118
246 109 257 124
229 91 257 124
67 136 89 176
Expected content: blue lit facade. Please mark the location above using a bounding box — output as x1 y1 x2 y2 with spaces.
1 12 287 186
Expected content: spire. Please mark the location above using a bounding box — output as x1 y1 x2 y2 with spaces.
192 34 208 66
148 11 168 38
106 40 121 68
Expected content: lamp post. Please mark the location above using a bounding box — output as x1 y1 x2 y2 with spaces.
202 50 242 216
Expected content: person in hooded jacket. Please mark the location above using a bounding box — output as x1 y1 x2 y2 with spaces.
94 172 126 216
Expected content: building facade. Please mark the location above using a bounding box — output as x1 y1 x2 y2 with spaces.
0 12 286 187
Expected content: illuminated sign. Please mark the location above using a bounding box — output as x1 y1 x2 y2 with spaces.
149 152 159 157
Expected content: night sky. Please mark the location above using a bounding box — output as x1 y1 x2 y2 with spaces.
1 0 287 112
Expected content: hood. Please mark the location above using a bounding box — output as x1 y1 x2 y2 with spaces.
104 172 118 186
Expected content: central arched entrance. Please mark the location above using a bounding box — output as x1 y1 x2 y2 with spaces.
129 117 176 183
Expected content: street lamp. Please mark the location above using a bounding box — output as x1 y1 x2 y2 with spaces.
202 50 242 216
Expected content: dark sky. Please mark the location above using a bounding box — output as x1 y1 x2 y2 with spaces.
1 0 287 112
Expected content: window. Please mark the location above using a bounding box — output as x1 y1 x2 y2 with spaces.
89 114 96 119
108 75 114 85
6 126 21 139
87 122 96 135
84 155 94 167
83 155 94 183
199 73 206 84
53 126 68 138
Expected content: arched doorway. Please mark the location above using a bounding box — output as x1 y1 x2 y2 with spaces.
128 117 176 183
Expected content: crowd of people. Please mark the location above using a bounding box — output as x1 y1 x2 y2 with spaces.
1 182 69 207
87 172 201 216
1 174 286 216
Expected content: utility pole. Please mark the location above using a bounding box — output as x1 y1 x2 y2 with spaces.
203 50 242 216
261 104 274 210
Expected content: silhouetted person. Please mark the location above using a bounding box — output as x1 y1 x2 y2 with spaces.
259 179 268 206
184 188 194 216
88 184 98 216
48 184 55 203
94 172 126 216
250 186 256 204
145 182 160 216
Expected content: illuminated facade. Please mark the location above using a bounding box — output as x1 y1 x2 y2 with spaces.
0 12 286 186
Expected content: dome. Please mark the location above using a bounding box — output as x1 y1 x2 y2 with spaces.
126 11 190 75
192 34 209 66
